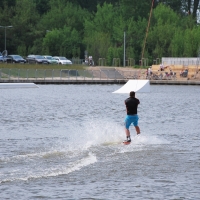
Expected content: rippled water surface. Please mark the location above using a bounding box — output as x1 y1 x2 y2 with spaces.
0 84 200 199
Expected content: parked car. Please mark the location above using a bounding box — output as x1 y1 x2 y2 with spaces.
43 55 58 64
53 56 72 65
4 55 26 63
0 52 4 63
26 55 49 64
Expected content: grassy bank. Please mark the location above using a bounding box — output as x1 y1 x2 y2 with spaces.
0 63 86 70
0 63 148 70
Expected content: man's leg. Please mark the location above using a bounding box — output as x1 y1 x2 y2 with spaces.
125 128 130 137
125 128 131 142
124 116 131 142
135 126 140 134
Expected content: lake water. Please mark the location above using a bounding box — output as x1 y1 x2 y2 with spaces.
0 84 200 200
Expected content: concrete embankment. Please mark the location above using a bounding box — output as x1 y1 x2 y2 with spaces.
1 79 200 85
1 66 200 85
150 80 200 85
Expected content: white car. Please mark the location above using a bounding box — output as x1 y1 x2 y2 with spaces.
43 55 58 64
53 56 72 65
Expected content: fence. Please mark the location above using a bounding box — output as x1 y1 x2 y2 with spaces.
162 57 198 65
0 68 147 81
139 58 149 67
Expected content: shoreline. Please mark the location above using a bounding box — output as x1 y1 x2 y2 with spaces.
1 66 200 85
1 79 200 85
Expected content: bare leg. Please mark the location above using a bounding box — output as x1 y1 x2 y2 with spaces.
135 126 140 134
125 128 130 137
124 128 131 142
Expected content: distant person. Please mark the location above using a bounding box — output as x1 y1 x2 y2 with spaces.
183 69 188 77
124 91 140 143
160 63 169 71
88 56 93 66
180 69 188 77
160 63 164 71
147 67 152 77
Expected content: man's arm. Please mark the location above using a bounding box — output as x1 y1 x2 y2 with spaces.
125 100 128 112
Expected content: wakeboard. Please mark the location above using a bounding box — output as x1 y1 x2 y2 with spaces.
123 141 131 145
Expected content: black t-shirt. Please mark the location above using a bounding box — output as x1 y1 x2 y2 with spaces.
125 97 140 115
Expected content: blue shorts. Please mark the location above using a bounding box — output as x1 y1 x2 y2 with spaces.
124 115 139 129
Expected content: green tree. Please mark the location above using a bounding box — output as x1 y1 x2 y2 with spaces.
154 0 183 13
169 28 184 57
0 0 15 8
155 0 200 22
120 0 152 21
39 0 89 57
40 0 89 31
84 3 121 64
85 31 112 65
42 26 80 57
34 0 50 15
183 27 200 56
146 4 181 59
0 2 14 52
11 0 40 55
68 0 120 12
182 0 200 20
126 17 147 62
84 2 149 65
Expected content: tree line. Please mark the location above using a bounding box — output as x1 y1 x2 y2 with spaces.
0 0 200 65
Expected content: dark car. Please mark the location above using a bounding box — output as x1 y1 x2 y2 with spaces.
26 55 49 64
4 55 26 63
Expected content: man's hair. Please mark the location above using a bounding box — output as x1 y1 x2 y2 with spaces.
130 91 135 97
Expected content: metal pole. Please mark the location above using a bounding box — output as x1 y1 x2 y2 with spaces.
124 32 126 67
0 25 13 51
5 27 6 50
141 0 154 59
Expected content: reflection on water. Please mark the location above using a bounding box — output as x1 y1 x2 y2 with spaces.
0 85 200 199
